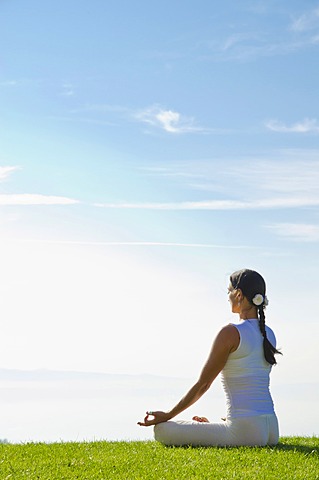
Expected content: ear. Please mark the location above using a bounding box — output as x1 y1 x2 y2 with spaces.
236 289 243 301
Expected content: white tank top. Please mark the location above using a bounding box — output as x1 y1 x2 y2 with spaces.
221 319 276 418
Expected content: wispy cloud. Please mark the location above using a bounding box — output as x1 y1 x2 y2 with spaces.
133 105 220 134
0 194 79 206
142 154 319 198
134 105 199 134
266 223 319 242
0 167 78 206
112 154 319 216
265 118 319 134
290 8 319 32
0 166 20 181
199 34 306 63
67 103 226 135
220 32 263 53
224 155 319 198
197 6 319 63
9 239 255 249
94 197 319 211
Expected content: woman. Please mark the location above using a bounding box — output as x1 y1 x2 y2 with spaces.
138 269 282 447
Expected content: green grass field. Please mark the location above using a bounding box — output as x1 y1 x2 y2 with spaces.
0 437 318 479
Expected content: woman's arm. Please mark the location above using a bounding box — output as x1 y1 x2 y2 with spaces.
138 324 239 426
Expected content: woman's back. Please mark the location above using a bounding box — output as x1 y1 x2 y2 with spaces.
221 319 276 418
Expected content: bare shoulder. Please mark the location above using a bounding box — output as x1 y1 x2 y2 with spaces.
214 324 240 352
217 323 239 338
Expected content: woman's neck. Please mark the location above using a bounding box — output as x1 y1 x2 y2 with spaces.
239 305 258 320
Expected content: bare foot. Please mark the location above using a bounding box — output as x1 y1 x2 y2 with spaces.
192 415 209 423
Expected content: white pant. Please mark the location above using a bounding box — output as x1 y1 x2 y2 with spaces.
154 414 279 447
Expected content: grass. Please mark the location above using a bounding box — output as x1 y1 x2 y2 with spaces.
0 437 318 479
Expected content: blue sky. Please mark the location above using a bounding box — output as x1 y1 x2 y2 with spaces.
1 1 319 437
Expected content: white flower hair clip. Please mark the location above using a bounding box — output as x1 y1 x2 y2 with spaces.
252 294 269 306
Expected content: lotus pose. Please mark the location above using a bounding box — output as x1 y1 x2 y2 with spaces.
138 269 282 447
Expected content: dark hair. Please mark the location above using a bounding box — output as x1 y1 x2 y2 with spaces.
230 269 282 365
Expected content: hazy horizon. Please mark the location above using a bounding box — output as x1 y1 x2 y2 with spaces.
1 367 318 443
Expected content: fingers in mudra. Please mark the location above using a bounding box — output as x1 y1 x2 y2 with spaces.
137 410 168 426
137 413 153 426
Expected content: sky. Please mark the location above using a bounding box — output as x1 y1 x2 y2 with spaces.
1 0 319 440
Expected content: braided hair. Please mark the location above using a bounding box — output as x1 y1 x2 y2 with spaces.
230 269 282 365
